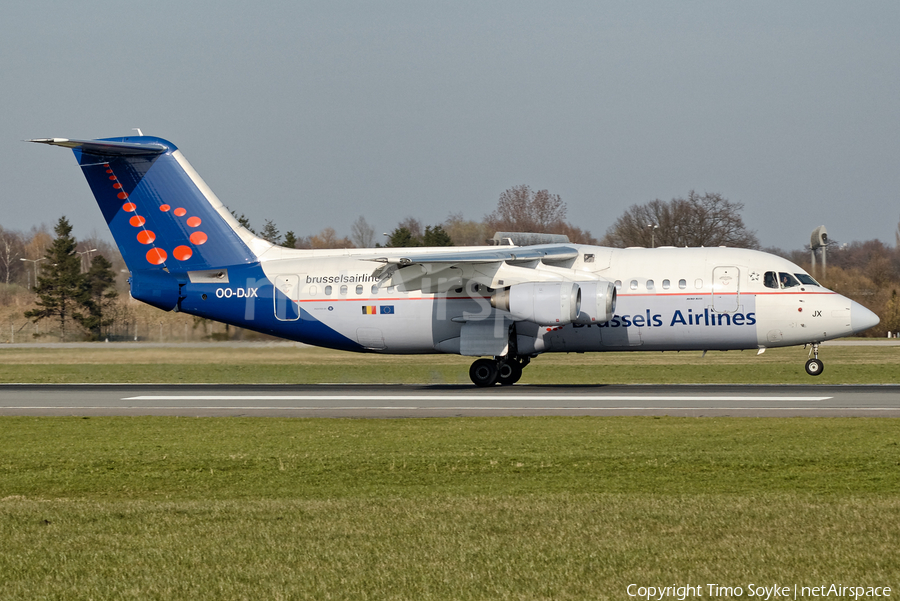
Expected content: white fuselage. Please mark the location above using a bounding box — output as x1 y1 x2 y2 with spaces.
245 244 865 356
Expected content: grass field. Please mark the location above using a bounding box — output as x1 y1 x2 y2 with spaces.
0 342 898 384
2 417 899 600
1 343 899 599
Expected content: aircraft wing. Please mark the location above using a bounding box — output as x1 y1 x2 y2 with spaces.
367 244 595 293
374 244 579 266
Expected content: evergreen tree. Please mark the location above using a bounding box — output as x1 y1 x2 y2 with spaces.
260 219 282 245
385 226 419 248
283 231 298 249
78 254 119 340
423 225 453 246
230 210 256 234
24 216 87 340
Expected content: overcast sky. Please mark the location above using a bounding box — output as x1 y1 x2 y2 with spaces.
2 1 898 250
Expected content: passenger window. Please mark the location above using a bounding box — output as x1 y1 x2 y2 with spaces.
371 284 379 294
662 279 670 290
646 280 654 290
678 279 686 289
614 280 622 291
778 272 800 288
630 280 638 291
340 285 348 295
694 279 703 289
764 271 778 289
356 284 363 295
325 285 332 295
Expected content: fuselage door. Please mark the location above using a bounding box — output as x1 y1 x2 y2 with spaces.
712 266 740 313
274 274 301 321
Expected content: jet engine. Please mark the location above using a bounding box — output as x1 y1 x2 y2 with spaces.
491 282 581 326
574 280 617 324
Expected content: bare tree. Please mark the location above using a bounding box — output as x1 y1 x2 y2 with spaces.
24 225 52 263
350 216 375 248
602 191 759 249
301 227 353 249
442 213 489 246
0 227 23 285
482 185 597 244
485 185 567 233
397 217 424 240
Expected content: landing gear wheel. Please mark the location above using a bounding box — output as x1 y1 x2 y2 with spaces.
497 361 523 386
805 358 824 376
470 358 499 387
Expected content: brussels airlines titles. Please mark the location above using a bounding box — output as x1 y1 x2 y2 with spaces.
600 308 756 329
306 273 378 285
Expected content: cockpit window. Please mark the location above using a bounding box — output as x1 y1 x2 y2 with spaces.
764 271 778 289
778 272 800 288
794 273 820 287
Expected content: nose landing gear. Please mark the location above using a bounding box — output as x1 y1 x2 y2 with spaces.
804 342 824 376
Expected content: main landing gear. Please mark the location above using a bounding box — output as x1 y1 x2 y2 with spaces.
469 356 531 387
804 342 824 376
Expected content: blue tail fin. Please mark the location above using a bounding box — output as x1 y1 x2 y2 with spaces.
31 136 259 271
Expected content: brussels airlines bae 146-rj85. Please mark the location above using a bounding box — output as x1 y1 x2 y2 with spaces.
31 136 879 386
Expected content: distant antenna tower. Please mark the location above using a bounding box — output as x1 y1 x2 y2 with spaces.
810 225 828 277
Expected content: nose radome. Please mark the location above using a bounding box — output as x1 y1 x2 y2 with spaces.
850 301 880 334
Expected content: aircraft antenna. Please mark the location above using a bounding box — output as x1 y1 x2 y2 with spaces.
132 128 144 136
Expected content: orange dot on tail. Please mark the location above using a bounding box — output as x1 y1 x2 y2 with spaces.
173 245 192 261
123 202 136 212
108 175 116 180
117 192 128 200
190 231 208 245
129 215 146 227
160 204 170 212
174 207 186 217
186 216 201 227
113 183 122 189
106 169 113 174
137 230 156 244
146 248 167 265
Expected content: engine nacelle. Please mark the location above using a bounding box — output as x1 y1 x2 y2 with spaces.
574 280 617 324
491 282 581 326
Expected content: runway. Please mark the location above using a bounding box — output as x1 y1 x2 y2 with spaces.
0 383 898 417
